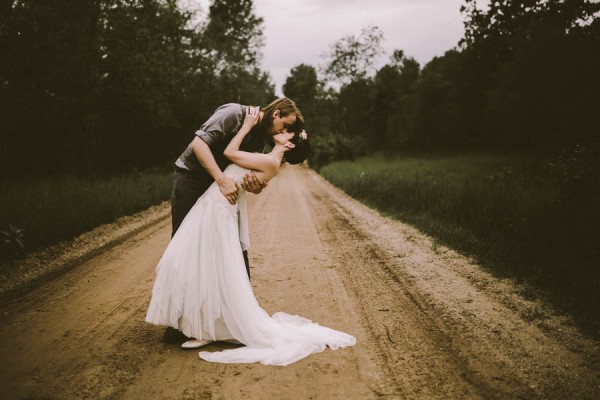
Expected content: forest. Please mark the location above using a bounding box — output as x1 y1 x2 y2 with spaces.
0 0 274 178
2 1 598 179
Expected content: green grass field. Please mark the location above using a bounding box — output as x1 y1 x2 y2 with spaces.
320 154 599 330
0 168 173 258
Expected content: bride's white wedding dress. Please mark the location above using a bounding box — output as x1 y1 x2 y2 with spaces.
145 163 356 366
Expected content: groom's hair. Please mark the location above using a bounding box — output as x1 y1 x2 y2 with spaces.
259 97 305 136
284 132 311 165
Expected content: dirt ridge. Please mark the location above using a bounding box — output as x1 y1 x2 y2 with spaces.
0 202 170 304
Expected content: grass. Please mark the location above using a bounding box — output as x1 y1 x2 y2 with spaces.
320 154 600 332
0 168 173 259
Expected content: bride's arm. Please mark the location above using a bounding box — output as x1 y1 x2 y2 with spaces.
224 107 279 183
226 152 278 183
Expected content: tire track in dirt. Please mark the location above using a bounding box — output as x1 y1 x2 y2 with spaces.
304 168 599 399
303 180 492 399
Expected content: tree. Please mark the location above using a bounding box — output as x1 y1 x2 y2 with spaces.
1 0 207 176
200 0 272 104
95 0 205 172
370 50 420 150
337 78 375 139
213 66 275 106
202 0 264 72
321 25 384 85
462 0 600 48
0 0 104 176
282 64 320 129
412 51 465 150
460 0 600 153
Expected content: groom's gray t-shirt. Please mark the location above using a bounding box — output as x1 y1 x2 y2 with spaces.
175 103 265 180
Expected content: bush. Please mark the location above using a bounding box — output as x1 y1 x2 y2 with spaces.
0 168 172 260
309 132 367 170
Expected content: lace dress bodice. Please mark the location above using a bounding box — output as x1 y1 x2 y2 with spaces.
200 163 251 250
202 164 251 205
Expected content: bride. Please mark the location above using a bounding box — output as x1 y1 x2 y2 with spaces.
145 107 356 366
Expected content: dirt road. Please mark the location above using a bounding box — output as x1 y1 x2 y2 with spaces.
0 166 598 399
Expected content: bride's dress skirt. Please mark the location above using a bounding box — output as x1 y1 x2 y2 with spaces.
145 164 356 366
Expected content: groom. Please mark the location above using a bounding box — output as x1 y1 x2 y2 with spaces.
165 98 304 343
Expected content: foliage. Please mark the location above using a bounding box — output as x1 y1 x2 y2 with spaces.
201 0 274 105
321 25 384 85
283 63 365 168
461 0 600 50
203 0 264 71
296 2 600 170
309 133 367 171
98 0 198 173
549 141 600 203
411 50 466 150
0 167 172 260
0 224 25 258
370 50 420 151
336 78 376 138
457 0 600 152
0 0 273 179
283 64 320 130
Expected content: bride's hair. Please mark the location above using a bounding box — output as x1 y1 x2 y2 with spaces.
259 97 304 136
284 132 311 165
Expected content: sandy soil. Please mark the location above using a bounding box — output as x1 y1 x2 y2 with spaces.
0 165 598 399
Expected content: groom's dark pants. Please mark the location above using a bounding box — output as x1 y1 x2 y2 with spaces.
164 168 250 343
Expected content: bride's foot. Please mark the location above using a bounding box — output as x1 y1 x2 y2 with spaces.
223 338 242 345
181 339 212 349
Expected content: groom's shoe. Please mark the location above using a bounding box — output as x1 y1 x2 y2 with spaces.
163 327 190 344
181 339 212 349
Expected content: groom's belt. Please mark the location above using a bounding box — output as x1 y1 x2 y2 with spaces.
175 165 193 175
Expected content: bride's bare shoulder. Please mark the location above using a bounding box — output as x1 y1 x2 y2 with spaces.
261 153 281 174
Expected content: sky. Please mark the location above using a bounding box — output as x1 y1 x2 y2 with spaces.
192 0 483 95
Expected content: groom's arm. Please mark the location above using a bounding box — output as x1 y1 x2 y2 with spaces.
191 137 239 205
194 104 266 197
191 104 246 205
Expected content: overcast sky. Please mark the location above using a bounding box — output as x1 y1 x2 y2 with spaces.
194 0 485 95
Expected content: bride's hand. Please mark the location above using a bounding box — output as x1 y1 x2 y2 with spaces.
217 175 240 205
242 106 260 131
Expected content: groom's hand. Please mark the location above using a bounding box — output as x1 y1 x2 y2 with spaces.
217 176 240 204
241 172 267 194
